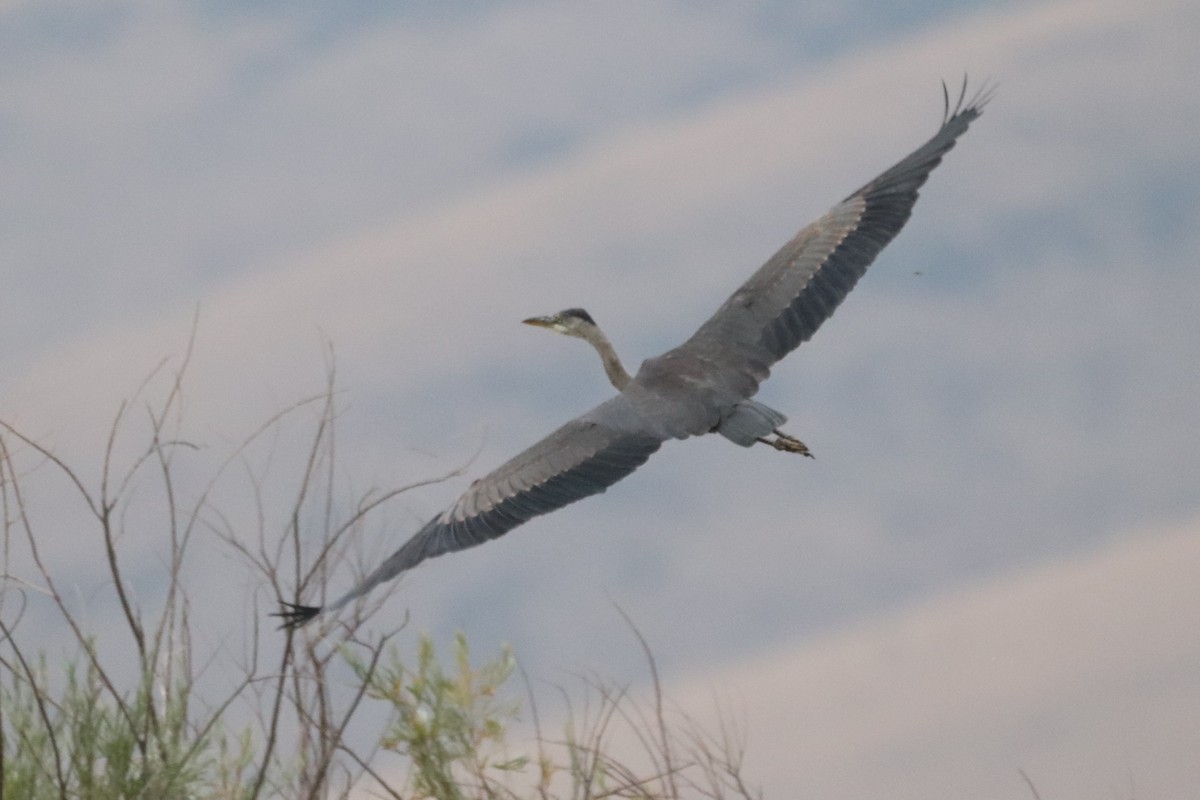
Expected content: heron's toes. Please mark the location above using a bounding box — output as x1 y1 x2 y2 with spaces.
761 431 814 458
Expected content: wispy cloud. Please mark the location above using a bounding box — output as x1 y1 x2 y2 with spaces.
664 519 1200 798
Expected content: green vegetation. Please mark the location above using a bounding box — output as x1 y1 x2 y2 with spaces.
1 342 757 799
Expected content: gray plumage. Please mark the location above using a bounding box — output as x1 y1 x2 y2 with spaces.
276 80 990 629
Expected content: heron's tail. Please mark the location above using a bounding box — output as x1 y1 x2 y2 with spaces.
716 400 788 446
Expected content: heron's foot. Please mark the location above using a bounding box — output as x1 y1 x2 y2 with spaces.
757 430 814 458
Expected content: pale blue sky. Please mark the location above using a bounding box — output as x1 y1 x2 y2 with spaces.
3 0 1198 795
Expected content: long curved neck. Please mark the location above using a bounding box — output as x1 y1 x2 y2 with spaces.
580 325 631 390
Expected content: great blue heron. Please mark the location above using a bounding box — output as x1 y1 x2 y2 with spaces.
277 80 990 629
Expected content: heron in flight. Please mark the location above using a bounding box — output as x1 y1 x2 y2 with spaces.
277 81 990 629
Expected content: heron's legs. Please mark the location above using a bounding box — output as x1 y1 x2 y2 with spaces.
756 429 814 458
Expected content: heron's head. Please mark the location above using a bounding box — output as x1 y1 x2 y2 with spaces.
522 308 598 339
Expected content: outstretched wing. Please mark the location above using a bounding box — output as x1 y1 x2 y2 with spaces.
277 395 663 627
678 80 992 394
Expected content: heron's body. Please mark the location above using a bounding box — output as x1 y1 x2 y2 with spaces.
277 81 991 629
